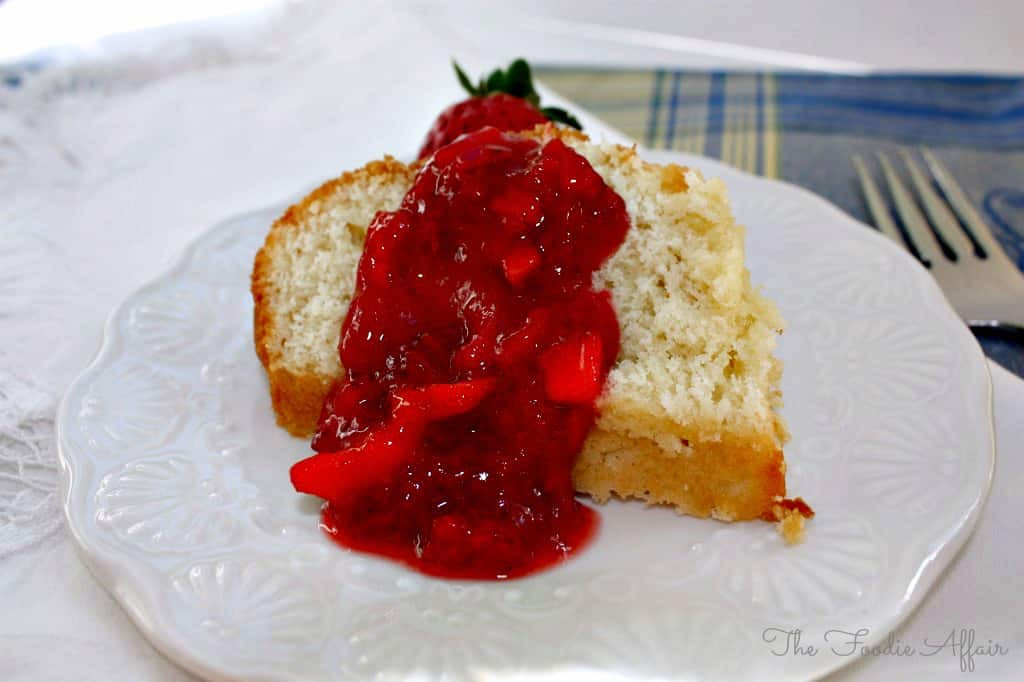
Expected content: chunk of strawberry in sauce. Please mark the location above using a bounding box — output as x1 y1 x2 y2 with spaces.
540 332 604 404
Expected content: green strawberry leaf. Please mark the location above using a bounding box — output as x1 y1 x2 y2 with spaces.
452 58 584 130
453 61 479 96
485 69 506 94
505 59 533 98
540 106 583 130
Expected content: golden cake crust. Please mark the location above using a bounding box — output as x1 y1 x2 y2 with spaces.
574 428 786 521
252 156 416 435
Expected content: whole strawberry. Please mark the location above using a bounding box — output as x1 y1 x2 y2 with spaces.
418 58 582 160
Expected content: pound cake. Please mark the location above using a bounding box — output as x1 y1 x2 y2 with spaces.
253 125 805 534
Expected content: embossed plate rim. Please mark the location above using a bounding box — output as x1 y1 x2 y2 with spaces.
55 210 299 682
57 149 994 682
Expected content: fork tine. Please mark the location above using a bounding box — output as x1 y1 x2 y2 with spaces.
920 148 995 258
876 152 936 266
899 150 968 261
852 155 904 244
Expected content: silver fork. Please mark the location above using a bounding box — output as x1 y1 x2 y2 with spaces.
853 148 1024 332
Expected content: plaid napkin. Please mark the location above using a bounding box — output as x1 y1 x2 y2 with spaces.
538 68 1024 376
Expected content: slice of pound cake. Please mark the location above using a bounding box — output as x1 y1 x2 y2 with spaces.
252 126 809 536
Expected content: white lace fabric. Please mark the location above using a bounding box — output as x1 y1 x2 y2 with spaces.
0 370 60 557
0 0 367 563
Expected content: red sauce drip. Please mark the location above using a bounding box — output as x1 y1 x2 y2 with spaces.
290 127 630 579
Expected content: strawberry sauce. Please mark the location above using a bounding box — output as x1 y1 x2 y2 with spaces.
291 127 630 579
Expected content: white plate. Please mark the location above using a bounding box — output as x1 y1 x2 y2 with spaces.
58 149 993 681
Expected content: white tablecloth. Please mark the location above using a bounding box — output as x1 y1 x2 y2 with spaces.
1 3 1020 679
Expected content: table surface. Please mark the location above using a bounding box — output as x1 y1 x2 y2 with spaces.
0 3 1021 680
